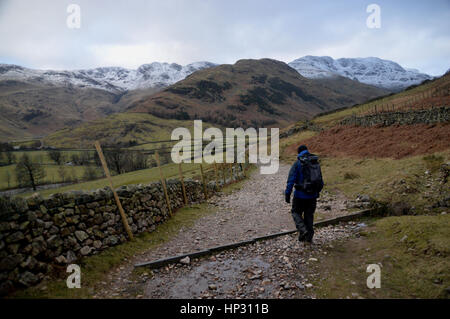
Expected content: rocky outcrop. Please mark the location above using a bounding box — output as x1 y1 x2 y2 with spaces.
0 176 234 295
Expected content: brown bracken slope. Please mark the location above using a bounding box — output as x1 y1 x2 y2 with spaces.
293 123 450 159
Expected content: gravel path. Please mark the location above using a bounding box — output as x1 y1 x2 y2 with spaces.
142 223 362 299
94 163 355 298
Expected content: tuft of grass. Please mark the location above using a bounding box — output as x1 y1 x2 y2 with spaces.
343 172 360 180
422 154 444 173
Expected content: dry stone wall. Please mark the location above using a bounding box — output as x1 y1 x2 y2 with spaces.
341 106 449 127
0 176 228 295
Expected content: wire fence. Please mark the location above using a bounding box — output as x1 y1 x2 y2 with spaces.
0 137 262 193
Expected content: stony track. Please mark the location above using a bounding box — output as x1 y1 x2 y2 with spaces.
94 164 357 298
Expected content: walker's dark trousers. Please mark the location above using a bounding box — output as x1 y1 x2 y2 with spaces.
291 197 317 242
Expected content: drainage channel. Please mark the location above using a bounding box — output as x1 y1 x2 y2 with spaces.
134 209 374 269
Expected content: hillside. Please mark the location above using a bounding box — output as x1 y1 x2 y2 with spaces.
42 112 213 148
128 58 388 128
0 58 390 142
281 71 449 213
0 79 162 141
283 72 450 158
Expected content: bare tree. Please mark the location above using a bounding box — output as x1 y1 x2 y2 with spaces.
71 153 80 165
5 152 15 165
83 166 99 181
104 147 126 174
79 150 92 165
57 166 67 182
15 153 46 190
159 144 171 165
128 151 148 171
100 148 148 175
6 171 11 188
48 150 64 165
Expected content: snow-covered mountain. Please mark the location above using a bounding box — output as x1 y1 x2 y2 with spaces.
0 61 216 92
0 56 433 93
288 56 432 91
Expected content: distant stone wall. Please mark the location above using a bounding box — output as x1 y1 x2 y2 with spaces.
341 106 449 127
0 172 241 295
279 121 322 139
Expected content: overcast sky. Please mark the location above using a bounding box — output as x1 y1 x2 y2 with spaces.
0 0 448 75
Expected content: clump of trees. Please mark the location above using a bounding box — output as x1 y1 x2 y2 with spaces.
70 151 92 166
15 153 46 191
0 143 16 166
48 149 65 165
100 148 148 174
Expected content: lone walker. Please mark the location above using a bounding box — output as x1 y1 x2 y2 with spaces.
285 145 324 246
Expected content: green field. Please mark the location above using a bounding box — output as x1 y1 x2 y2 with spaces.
0 163 90 190
2 129 259 195
16 160 233 198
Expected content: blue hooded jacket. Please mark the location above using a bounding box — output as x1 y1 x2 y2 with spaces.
285 150 321 199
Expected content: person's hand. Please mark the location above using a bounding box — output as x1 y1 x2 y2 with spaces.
285 193 290 204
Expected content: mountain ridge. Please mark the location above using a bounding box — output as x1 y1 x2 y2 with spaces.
42 58 388 147
1 56 434 94
288 55 433 91
0 61 216 93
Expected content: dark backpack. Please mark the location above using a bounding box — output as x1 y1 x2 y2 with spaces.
294 154 324 194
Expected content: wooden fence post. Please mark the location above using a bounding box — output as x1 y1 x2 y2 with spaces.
200 164 208 199
213 163 219 188
222 163 226 185
178 163 188 205
155 151 172 216
94 141 134 240
229 163 233 182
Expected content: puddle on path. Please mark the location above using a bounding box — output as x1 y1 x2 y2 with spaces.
145 256 272 298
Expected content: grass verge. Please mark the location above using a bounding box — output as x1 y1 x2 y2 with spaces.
311 215 450 298
281 130 448 212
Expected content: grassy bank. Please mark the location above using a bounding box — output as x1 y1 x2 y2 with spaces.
312 215 450 298
280 129 449 212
